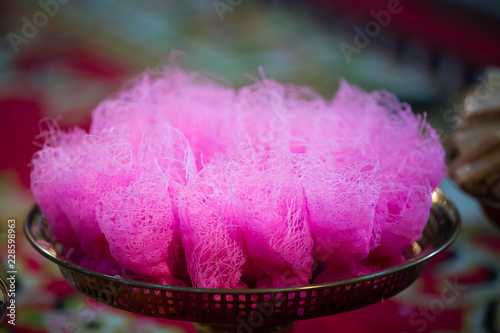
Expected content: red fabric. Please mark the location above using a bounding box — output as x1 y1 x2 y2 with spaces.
0 98 44 188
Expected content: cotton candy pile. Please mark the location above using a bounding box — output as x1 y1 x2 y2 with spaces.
30 65 446 289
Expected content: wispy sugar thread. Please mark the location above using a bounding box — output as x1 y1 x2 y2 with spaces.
30 62 446 288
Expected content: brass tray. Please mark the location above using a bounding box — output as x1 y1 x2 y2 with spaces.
25 188 460 332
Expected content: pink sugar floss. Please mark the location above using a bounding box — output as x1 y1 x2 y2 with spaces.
30 62 446 289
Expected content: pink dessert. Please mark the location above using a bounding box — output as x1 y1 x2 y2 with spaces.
30 64 446 288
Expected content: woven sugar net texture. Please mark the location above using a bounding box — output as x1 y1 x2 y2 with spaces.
30 62 446 288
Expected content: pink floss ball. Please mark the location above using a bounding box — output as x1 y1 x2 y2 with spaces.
179 162 248 289
96 175 175 280
225 144 315 288
30 120 84 249
30 60 446 288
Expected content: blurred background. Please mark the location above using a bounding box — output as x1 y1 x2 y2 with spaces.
0 0 499 332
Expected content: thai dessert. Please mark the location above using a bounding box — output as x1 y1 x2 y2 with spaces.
30 64 446 288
